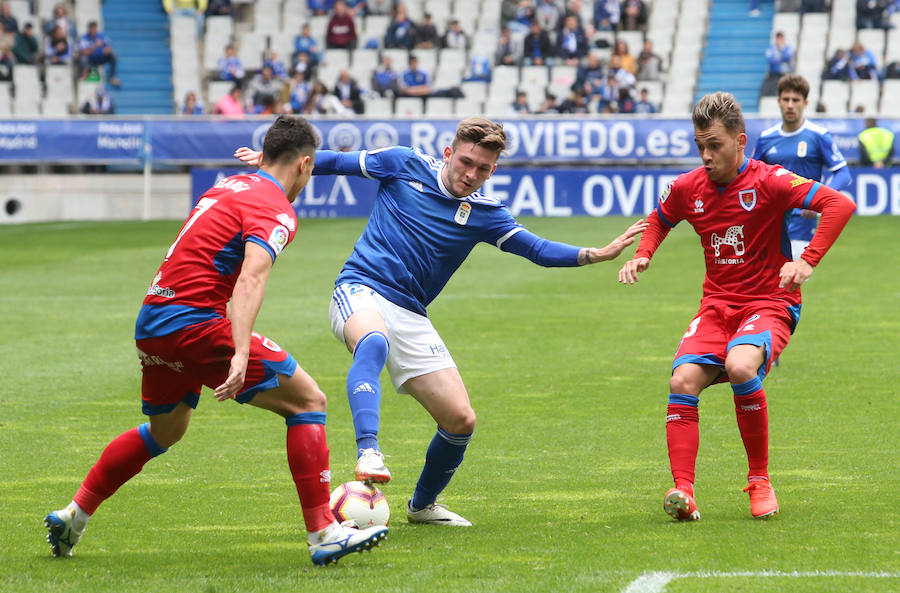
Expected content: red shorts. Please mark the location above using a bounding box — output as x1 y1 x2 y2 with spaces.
672 301 799 382
135 318 297 415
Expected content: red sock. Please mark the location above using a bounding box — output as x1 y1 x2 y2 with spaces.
666 403 699 492
73 427 156 515
733 388 769 481
286 420 334 532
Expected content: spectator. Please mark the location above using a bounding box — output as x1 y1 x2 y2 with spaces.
766 31 794 78
555 14 587 65
633 87 657 113
81 85 115 114
613 38 636 74
850 40 880 79
308 0 335 16
44 3 76 42
558 87 589 113
179 91 204 114
162 0 205 38
560 0 585 31
512 0 537 33
205 0 233 16
13 22 39 65
246 64 286 111
326 0 357 49
371 54 400 96
264 50 289 79
495 26 522 65
535 0 562 32
44 24 71 65
0 39 12 81
287 69 310 112
802 0 827 12
573 51 605 95
333 68 364 113
399 54 432 96
593 72 620 109
858 117 895 167
414 12 439 48
212 84 245 117
535 90 559 113
304 79 353 114
293 51 313 79
637 39 664 81
78 21 120 87
594 0 620 31
293 23 322 72
509 89 531 114
501 0 521 28
620 0 648 31
824 48 854 80
385 3 416 50
749 0 760 17
523 18 554 65
616 87 635 113
856 0 892 29
608 53 636 89
343 0 366 16
216 43 245 84
815 99 826 112
464 52 492 82
0 2 17 35
441 19 469 50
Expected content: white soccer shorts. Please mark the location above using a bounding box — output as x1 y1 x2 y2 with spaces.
329 283 456 393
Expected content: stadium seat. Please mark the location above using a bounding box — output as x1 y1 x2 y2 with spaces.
772 12 800 49
363 96 393 116
42 96 71 116
459 81 487 102
414 49 438 76
0 82 11 116
394 97 424 116
382 48 410 69
323 48 352 70
361 15 390 48
207 80 235 106
483 99 512 116
308 15 329 43
238 32 268 72
7 0 30 21
454 97 483 116
886 29 900 63
204 16 235 71
857 29 886 64
425 97 454 116
45 64 74 102
424 0 452 29
758 95 780 117
35 0 55 20
269 33 295 61
820 79 849 114
438 48 466 71
849 79 880 114
253 0 280 35
74 0 102 31
880 80 900 115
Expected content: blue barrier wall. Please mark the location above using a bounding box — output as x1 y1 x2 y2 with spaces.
1 116 894 163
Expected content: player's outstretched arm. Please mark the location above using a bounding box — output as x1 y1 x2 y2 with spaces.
577 218 647 264
234 146 262 166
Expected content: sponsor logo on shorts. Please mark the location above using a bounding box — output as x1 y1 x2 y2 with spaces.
268 225 289 255
137 348 184 372
429 343 448 357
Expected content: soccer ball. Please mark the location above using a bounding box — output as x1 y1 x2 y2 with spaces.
329 481 390 528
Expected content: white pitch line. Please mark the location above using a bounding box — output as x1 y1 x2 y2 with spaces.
623 570 900 593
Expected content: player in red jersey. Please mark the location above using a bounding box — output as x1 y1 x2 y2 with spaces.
618 92 856 521
43 116 387 566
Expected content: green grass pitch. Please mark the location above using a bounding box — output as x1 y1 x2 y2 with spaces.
0 215 897 593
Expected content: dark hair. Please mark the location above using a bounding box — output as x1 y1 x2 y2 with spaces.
777 74 810 100
262 115 318 164
692 92 745 135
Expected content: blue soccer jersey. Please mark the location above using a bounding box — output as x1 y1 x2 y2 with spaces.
314 147 580 315
753 120 849 241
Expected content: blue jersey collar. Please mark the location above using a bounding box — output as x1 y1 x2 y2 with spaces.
254 169 286 195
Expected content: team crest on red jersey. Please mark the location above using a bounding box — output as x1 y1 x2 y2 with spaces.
738 189 757 211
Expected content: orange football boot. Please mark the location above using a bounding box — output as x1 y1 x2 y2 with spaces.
743 479 779 518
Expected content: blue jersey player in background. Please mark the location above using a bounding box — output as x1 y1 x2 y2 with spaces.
239 117 646 526
753 74 851 260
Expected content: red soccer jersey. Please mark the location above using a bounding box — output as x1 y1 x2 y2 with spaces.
637 158 826 307
137 170 297 339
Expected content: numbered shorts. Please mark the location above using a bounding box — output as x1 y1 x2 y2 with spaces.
673 302 799 382
136 318 297 415
329 283 456 394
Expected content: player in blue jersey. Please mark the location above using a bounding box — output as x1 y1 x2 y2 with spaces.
239 117 646 526
753 74 851 260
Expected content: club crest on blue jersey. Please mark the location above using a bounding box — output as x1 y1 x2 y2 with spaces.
454 202 471 225
797 141 807 158
738 189 757 211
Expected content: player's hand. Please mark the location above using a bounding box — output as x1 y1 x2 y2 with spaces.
214 352 249 401
583 218 647 263
234 146 262 166
799 209 817 219
618 257 650 285
779 259 813 291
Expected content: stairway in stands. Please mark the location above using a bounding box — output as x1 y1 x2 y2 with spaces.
696 0 775 113
102 0 174 114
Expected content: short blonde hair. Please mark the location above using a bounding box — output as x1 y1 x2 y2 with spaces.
692 92 745 135
453 117 507 153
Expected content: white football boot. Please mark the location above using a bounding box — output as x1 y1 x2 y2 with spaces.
406 500 472 526
308 523 388 566
355 448 392 483
44 505 85 557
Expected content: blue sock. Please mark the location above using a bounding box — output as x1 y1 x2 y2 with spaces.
347 331 389 453
410 428 472 510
